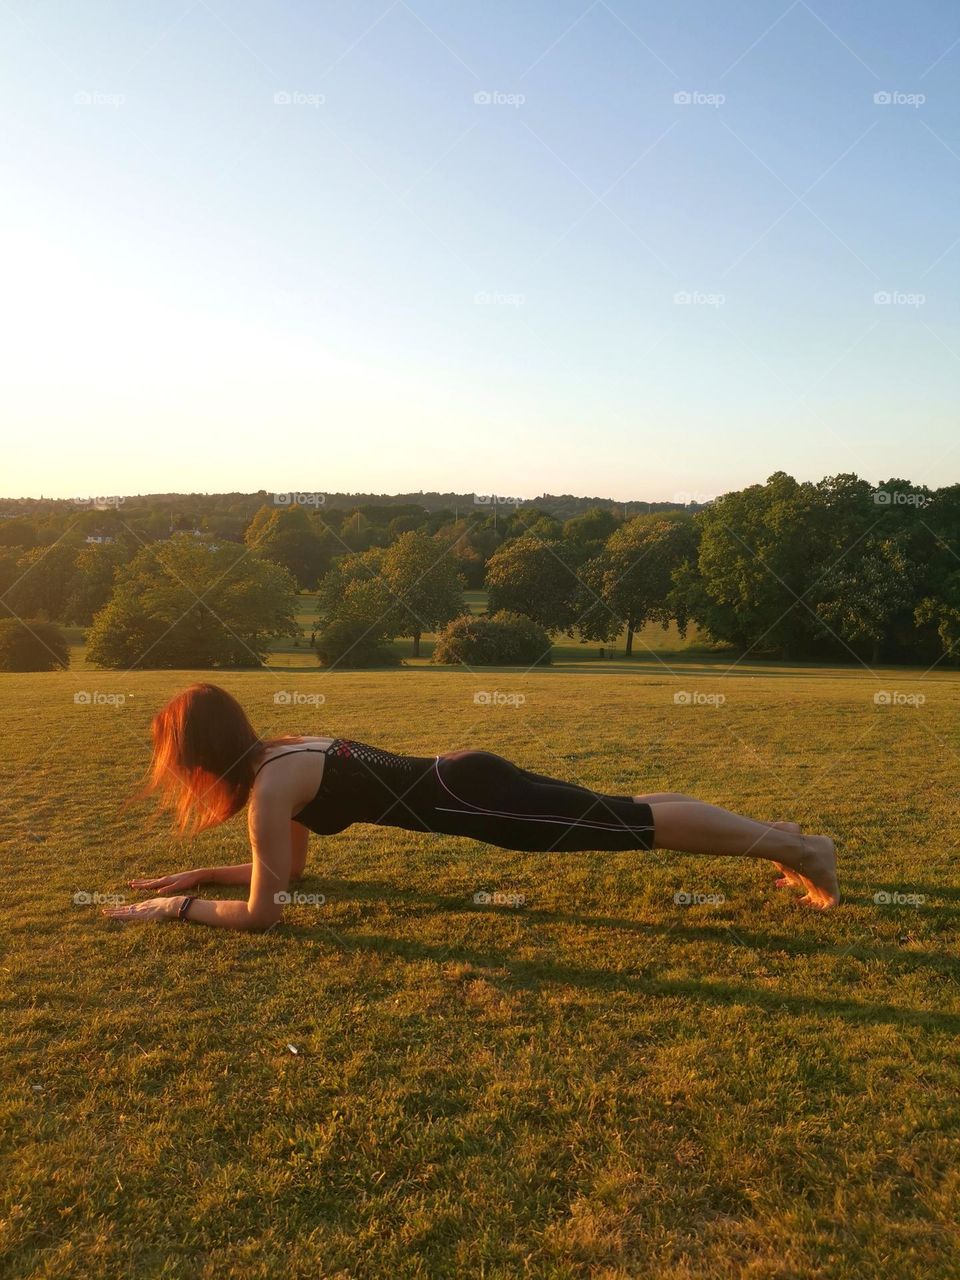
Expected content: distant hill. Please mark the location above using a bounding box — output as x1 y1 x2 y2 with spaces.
0 490 707 522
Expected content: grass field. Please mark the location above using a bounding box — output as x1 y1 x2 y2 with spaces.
3 660 960 1278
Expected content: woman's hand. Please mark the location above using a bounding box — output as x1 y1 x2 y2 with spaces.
103 897 182 924
129 870 205 894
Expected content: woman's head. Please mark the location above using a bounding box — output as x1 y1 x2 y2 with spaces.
145 683 263 833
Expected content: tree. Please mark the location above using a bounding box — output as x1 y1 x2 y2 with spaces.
244 503 333 590
5 541 81 621
86 535 299 668
0 619 69 671
314 618 400 669
0 517 37 548
563 506 620 557
589 515 699 655
315 549 393 630
814 536 916 662
379 531 465 657
65 541 130 624
433 610 552 666
682 473 828 657
485 535 582 634
916 569 960 667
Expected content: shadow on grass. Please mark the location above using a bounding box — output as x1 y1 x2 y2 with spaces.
287 878 960 1027
293 924 960 1034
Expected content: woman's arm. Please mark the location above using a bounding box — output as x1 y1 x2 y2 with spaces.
130 864 252 893
290 820 309 879
106 784 303 931
130 823 308 895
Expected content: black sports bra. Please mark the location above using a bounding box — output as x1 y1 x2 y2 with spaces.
254 738 438 836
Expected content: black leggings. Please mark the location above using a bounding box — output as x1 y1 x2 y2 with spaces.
429 751 655 853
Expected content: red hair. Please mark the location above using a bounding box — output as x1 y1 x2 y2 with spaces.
144 683 281 834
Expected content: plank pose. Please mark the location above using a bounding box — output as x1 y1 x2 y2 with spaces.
106 683 839 929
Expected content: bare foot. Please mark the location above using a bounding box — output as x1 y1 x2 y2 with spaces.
770 822 804 889
778 834 840 910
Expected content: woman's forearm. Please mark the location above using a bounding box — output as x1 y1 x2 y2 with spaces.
201 862 253 886
175 897 275 931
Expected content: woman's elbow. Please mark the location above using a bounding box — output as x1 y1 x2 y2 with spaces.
246 898 284 930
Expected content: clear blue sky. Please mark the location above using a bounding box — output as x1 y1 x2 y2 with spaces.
2 0 958 501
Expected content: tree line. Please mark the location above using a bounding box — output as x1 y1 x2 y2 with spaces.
0 472 957 668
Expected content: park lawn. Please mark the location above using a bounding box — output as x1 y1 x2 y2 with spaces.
2 665 959 1278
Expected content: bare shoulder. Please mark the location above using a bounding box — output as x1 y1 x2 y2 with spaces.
250 741 332 810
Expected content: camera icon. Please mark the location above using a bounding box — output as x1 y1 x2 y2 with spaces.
874 691 892 705
72 891 92 905
873 91 892 105
873 489 892 504
473 90 492 105
273 492 292 505
274 891 292 904
873 291 892 305
74 691 92 704
673 890 692 905
674 691 692 705
274 91 292 105
473 890 493 904
274 691 293 705
674 91 692 105
873 891 892 905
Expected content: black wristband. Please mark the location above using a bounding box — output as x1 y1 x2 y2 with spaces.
178 895 195 921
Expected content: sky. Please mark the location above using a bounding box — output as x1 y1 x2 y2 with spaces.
1 0 959 503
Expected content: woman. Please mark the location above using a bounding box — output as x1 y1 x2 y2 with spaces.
105 683 839 929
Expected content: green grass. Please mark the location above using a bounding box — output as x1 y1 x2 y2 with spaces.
3 664 960 1277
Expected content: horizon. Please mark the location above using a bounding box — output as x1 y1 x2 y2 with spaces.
0 469 948 510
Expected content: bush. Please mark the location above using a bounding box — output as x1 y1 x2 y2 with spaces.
313 618 400 669
0 618 70 671
432 610 552 666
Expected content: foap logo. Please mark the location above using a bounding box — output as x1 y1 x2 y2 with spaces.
674 90 725 107
873 90 925 108
74 90 125 108
473 493 526 506
872 488 929 507
673 290 725 308
273 690 325 706
674 890 725 906
474 690 526 707
873 889 926 906
674 691 726 708
473 889 525 907
74 691 128 707
873 290 925 308
273 492 325 507
474 290 525 307
73 890 125 906
273 90 325 107
74 495 125 508
874 690 926 707
674 490 717 506
473 89 525 107
274 891 327 905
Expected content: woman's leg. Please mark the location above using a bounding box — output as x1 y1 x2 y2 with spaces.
634 793 803 882
648 799 839 909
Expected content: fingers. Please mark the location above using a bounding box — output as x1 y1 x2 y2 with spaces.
103 904 160 923
130 877 167 888
103 903 140 920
